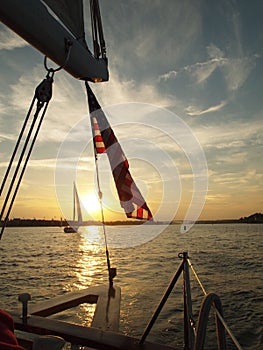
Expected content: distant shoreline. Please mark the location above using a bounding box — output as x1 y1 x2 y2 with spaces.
1 213 262 227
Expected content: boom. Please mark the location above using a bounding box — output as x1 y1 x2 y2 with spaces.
0 0 108 82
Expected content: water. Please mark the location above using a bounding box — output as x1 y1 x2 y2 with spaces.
0 224 262 349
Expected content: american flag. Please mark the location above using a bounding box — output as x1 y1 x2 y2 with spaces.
86 82 153 221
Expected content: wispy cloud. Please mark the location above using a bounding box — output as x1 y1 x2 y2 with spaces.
93 69 173 108
221 54 259 91
195 121 262 150
210 169 263 189
0 132 15 142
158 70 177 82
185 100 227 116
183 57 226 84
0 26 26 50
2 65 90 143
161 44 259 93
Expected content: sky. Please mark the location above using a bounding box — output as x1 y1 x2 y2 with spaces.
0 0 262 223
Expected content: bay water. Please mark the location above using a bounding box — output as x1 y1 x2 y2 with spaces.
0 224 262 349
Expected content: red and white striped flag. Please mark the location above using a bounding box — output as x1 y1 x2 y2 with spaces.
86 82 153 221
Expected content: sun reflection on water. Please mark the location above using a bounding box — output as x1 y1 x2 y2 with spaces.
64 226 109 327
74 226 107 290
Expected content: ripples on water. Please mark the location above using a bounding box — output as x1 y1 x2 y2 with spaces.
0 224 262 349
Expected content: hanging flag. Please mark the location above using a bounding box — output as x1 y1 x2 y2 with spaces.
86 82 153 221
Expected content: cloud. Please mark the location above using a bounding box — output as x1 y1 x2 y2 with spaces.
159 43 259 93
214 151 248 166
195 121 262 150
0 132 15 142
185 101 227 116
210 169 263 189
2 65 90 143
158 70 177 82
221 54 259 91
0 26 27 50
183 56 226 84
206 193 231 203
207 44 224 59
92 69 173 108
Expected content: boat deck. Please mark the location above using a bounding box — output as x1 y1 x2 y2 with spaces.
9 285 176 350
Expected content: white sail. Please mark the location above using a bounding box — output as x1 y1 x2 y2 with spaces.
74 182 83 224
64 182 82 233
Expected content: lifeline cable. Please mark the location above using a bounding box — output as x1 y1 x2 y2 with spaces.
188 258 243 350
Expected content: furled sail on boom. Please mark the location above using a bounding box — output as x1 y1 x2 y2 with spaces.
86 83 153 221
0 0 108 81
44 0 86 47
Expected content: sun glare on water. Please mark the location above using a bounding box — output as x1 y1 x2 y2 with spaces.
82 193 101 214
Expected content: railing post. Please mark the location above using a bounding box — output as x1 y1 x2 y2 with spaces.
139 258 184 344
18 293 31 322
181 252 195 350
194 293 227 350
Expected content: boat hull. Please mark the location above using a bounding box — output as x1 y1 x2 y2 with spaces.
64 226 78 233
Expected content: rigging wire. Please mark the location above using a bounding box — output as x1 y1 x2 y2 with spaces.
0 38 71 239
0 97 36 197
0 70 54 239
0 96 36 198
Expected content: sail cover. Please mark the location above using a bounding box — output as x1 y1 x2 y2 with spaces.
86 83 153 221
44 0 86 46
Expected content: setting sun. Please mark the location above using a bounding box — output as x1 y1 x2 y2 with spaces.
82 193 101 214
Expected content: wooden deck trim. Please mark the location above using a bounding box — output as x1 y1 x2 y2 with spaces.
91 285 120 332
11 284 176 349
27 285 120 332
11 314 175 350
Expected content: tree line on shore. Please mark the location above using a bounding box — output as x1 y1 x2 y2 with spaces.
1 213 262 227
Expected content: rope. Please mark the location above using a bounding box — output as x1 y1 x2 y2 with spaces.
188 258 243 350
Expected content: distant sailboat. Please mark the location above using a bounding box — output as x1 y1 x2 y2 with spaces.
64 182 83 233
